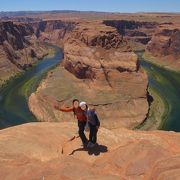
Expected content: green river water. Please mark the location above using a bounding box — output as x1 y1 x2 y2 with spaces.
0 45 63 129
0 46 180 132
139 52 180 132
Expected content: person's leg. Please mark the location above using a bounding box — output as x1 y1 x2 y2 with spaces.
93 128 98 144
78 121 88 145
89 123 93 143
92 126 97 144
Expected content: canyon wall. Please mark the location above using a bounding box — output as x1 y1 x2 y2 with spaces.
0 21 48 85
146 24 180 70
31 20 77 47
103 20 180 70
103 20 158 50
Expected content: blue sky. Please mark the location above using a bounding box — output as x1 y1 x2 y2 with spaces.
0 0 180 12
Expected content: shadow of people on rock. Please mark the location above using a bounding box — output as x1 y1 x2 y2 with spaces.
69 144 108 156
87 144 108 156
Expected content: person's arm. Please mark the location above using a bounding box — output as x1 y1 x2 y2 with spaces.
54 105 73 112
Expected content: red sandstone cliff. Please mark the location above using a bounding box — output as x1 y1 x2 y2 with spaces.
146 24 180 69
103 20 158 49
147 25 180 58
31 20 76 46
0 21 48 85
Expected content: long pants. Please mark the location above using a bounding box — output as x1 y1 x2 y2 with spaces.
88 123 98 144
78 121 88 145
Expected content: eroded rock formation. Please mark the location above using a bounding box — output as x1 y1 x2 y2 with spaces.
103 20 158 49
147 26 180 58
0 21 48 85
63 21 137 79
31 20 76 46
146 24 180 69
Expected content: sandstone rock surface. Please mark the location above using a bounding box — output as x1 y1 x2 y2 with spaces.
103 20 158 50
31 20 76 46
0 122 179 180
146 24 180 70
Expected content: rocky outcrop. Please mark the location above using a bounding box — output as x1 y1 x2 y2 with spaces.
103 20 158 50
63 22 138 78
29 21 149 130
63 22 137 80
146 25 180 69
0 21 48 85
147 26 180 58
0 122 180 179
104 20 157 34
31 20 76 46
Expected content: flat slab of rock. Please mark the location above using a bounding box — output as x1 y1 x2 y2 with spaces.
0 122 180 179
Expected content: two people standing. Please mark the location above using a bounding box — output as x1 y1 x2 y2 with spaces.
54 99 100 148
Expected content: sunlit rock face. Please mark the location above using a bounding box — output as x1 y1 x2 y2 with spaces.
103 20 158 48
0 21 47 85
31 20 76 46
147 26 180 59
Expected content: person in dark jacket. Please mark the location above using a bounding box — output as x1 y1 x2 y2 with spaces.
54 99 88 147
79 102 100 148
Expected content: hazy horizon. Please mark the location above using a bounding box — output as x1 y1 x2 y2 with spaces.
0 0 179 13
0 10 180 14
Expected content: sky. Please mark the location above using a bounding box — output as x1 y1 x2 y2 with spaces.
0 0 180 13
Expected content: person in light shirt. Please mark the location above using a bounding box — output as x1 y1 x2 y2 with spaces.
79 102 100 148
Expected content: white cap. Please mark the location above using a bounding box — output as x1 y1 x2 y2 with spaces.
79 101 87 107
